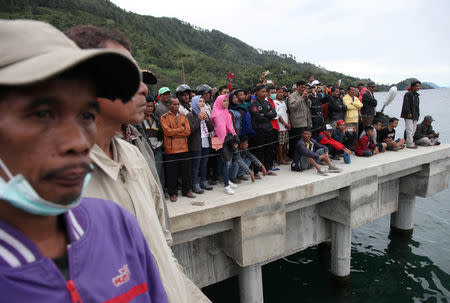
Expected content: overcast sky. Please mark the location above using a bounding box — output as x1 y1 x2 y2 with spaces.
110 0 450 87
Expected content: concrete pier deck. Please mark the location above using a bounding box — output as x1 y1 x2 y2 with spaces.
167 145 450 302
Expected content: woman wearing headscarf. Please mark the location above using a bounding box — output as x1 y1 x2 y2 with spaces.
211 95 238 195
187 96 214 193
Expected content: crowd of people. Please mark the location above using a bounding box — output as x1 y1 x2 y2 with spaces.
141 75 441 199
0 20 441 302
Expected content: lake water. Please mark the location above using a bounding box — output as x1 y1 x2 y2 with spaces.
203 88 450 302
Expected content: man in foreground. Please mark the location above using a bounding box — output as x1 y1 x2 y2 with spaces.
0 20 168 302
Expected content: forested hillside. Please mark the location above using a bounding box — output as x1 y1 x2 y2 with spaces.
0 0 420 91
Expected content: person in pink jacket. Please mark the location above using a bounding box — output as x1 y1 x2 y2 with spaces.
211 95 237 194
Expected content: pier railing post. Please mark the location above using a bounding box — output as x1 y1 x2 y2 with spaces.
331 221 351 279
239 263 263 303
390 193 416 233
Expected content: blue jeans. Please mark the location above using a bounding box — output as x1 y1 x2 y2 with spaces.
362 150 373 157
223 160 232 186
217 153 223 177
191 148 210 185
299 148 325 170
231 158 251 179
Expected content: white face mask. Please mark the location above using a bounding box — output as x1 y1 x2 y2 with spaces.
0 159 92 216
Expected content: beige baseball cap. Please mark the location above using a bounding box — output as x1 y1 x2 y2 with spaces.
0 19 141 101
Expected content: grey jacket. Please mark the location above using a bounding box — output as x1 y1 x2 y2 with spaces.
154 101 170 122
288 91 312 128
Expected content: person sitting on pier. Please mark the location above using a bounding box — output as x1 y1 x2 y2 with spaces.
332 120 355 150
318 124 352 160
379 117 406 151
355 126 379 157
291 129 343 175
230 135 268 183
414 115 440 146
359 119 387 153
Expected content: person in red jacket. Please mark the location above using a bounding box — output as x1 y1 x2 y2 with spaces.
318 124 352 159
355 126 379 157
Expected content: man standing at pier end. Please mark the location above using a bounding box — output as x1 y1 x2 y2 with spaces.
401 80 421 149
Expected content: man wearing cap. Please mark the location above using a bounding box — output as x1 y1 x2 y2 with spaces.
66 25 208 303
0 20 168 302
414 115 440 146
318 125 352 159
401 80 421 149
361 82 378 128
155 86 171 121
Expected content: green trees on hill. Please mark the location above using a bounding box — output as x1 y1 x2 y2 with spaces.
1 0 424 93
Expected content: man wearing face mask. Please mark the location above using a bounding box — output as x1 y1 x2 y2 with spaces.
249 85 277 175
0 20 168 302
66 25 209 303
267 85 280 167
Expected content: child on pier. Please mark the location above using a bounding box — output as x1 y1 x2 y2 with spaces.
355 126 379 157
230 135 268 184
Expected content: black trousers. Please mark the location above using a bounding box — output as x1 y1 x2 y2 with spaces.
288 127 307 158
165 152 192 196
254 129 274 170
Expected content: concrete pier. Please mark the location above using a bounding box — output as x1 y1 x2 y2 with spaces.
390 193 416 233
331 222 351 278
239 263 263 303
169 145 450 302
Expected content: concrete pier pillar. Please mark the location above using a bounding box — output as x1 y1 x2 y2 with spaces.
331 222 351 279
391 193 416 233
239 263 263 303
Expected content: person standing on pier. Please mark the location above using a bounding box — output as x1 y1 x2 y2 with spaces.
249 85 278 175
361 82 378 128
327 87 347 127
160 96 195 202
401 80 421 149
343 85 363 147
288 80 312 157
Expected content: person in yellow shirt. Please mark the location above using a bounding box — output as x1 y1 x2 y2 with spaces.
343 85 363 148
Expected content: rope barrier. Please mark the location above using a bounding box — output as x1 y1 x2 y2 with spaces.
152 125 327 164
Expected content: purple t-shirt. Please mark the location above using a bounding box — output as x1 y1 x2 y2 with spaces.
0 198 168 303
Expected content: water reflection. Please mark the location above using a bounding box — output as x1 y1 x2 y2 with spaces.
204 233 450 303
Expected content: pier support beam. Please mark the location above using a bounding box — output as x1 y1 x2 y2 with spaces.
331 222 351 279
239 263 263 303
390 193 416 233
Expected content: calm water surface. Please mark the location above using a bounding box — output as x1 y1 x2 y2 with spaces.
204 88 450 303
